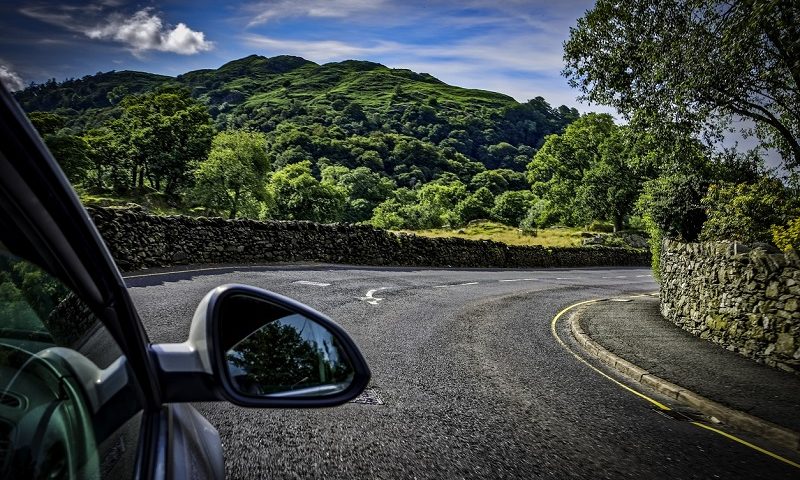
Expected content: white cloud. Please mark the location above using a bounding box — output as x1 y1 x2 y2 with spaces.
21 6 213 56
243 33 564 74
0 63 25 91
243 0 389 26
242 35 399 60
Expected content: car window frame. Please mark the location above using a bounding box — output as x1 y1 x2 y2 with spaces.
0 83 167 479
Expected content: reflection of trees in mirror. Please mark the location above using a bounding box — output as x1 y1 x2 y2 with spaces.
226 316 352 396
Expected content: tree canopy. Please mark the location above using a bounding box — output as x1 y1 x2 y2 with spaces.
563 0 800 171
191 130 270 218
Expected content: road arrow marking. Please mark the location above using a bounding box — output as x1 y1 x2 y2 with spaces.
359 287 389 305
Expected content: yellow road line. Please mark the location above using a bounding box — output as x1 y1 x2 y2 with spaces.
549 299 672 411
550 298 800 470
691 422 800 469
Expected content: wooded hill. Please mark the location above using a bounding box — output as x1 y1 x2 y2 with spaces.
15 54 585 228
16 54 578 167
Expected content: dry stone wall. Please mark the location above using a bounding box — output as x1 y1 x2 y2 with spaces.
660 239 800 373
87 207 648 273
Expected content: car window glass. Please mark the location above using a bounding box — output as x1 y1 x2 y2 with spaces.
0 246 142 479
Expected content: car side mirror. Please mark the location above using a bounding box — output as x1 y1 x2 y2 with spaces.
151 284 370 408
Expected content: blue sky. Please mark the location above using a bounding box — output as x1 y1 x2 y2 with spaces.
0 0 602 111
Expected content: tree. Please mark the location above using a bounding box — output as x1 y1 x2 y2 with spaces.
118 86 214 194
83 125 131 192
43 134 91 184
266 161 347 222
700 177 800 244
526 113 617 226
564 0 800 171
369 182 467 230
577 128 648 232
191 130 270 219
470 169 528 195
227 321 327 394
455 187 495 224
321 166 395 222
27 111 66 135
492 191 536 227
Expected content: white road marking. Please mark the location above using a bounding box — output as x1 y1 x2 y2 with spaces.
123 265 264 279
636 274 653 278
433 282 479 288
359 287 389 305
601 276 629 279
499 278 539 282
293 280 331 287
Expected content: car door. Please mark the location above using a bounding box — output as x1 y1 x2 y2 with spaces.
0 83 170 479
0 82 370 479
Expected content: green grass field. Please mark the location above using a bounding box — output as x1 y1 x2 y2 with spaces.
397 221 587 247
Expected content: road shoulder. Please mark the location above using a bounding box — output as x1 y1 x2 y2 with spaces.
570 296 800 453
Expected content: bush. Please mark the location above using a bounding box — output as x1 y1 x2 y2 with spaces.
587 220 614 233
636 173 707 241
700 177 799 245
492 190 535 227
455 187 495 224
772 217 800 252
519 209 538 235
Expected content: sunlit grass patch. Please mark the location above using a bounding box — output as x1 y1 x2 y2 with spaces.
397 221 586 247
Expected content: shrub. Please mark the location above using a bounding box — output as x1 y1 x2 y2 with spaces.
587 220 614 233
519 209 538 235
772 217 800 252
636 173 707 242
492 190 535 227
700 177 799 245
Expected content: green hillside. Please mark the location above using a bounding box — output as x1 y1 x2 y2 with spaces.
14 54 589 233
15 54 573 147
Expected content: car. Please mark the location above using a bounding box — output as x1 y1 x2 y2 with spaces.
0 83 371 479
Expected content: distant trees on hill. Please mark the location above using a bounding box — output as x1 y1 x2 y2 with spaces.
17 51 799 255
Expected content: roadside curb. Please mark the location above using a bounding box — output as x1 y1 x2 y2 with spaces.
569 302 800 454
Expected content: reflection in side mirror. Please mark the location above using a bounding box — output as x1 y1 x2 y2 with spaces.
224 304 354 398
151 284 369 407
211 287 370 407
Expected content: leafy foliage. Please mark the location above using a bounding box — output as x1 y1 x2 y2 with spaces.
117 86 214 195
700 178 800 244
772 217 800 252
636 173 709 242
492 190 536 227
527 114 654 230
191 130 270 218
564 0 800 171
18 55 583 228
266 161 347 222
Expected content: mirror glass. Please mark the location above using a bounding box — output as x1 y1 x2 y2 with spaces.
220 295 355 398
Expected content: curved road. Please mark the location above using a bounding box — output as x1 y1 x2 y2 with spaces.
126 264 798 479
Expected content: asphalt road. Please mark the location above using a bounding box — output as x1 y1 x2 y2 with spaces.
126 264 799 479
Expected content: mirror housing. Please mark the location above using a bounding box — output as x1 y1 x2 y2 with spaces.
151 284 370 408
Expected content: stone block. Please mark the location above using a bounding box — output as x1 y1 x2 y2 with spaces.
775 333 795 356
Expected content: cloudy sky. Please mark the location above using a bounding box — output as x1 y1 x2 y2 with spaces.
0 0 604 111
